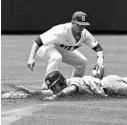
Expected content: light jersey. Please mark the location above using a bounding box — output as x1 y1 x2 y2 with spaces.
66 76 105 96
101 75 127 96
40 23 98 51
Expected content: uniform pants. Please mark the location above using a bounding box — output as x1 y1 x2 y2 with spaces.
102 75 127 96
36 44 87 78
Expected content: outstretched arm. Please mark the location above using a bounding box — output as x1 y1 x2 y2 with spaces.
43 85 77 101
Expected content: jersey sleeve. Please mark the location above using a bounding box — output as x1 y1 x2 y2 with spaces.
67 77 106 96
82 76 106 96
82 30 98 48
89 77 106 96
40 24 66 45
40 29 58 45
66 78 84 92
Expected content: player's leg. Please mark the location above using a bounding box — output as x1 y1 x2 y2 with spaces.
102 75 127 96
116 76 127 96
1 91 31 99
2 83 36 94
62 50 87 77
17 86 36 94
36 45 62 76
1 84 32 99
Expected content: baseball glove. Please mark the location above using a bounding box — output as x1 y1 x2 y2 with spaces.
91 64 106 80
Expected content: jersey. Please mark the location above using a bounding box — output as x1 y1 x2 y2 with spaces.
101 75 127 96
39 23 98 51
66 76 106 96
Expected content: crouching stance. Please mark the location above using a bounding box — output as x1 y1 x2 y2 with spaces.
27 11 104 78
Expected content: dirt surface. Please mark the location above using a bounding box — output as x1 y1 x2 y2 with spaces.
1 35 127 125
2 97 127 125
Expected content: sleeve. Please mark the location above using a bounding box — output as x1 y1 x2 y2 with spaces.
88 78 107 96
40 26 65 45
35 36 44 47
66 78 79 92
82 30 98 48
40 32 58 45
66 78 82 93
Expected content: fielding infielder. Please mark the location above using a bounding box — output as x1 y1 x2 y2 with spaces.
27 11 104 80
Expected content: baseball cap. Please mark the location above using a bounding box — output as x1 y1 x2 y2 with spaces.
72 11 90 26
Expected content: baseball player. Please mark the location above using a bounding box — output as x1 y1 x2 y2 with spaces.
1 71 106 99
2 72 127 99
42 71 127 100
27 11 104 80
42 71 107 100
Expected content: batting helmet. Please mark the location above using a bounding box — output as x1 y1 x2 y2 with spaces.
45 71 67 90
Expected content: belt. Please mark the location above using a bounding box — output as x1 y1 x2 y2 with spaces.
59 44 80 50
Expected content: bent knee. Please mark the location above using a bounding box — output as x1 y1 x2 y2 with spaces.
78 58 87 67
83 57 87 63
75 64 87 70
50 54 62 63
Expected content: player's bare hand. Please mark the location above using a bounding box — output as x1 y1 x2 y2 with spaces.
27 59 35 71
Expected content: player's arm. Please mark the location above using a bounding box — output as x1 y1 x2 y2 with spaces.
43 85 77 101
84 30 104 66
27 36 44 71
92 43 104 67
92 83 107 97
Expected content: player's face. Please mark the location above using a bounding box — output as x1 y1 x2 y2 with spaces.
73 22 86 33
50 82 67 94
